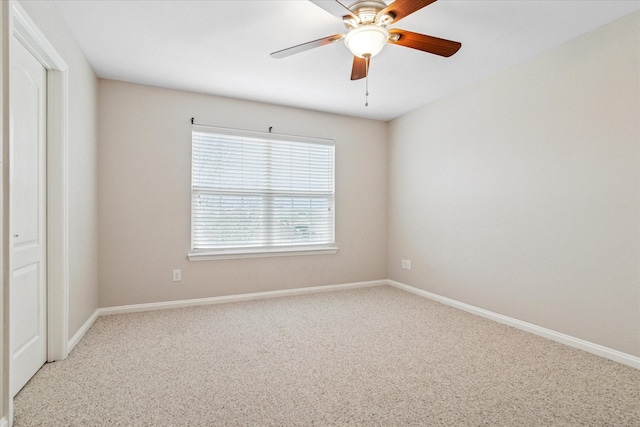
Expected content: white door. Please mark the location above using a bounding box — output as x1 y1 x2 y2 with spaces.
9 36 47 397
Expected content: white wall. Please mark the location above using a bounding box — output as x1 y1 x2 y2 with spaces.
17 0 99 342
387 12 640 357
98 80 388 307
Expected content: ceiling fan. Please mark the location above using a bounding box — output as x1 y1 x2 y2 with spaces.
271 0 462 82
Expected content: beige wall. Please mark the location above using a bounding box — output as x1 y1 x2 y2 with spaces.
18 1 99 340
388 12 640 357
16 0 637 362
98 80 388 307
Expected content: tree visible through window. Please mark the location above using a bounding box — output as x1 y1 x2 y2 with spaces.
190 125 335 258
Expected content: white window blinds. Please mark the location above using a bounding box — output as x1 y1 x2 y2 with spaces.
191 125 335 257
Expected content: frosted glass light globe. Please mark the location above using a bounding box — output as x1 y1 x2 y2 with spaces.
344 25 389 58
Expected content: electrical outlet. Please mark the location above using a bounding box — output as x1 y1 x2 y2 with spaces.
406 260 411 270
402 259 407 269
172 269 182 282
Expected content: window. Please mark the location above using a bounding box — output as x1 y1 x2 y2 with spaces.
189 125 337 260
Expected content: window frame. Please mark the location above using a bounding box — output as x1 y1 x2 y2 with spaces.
188 125 338 261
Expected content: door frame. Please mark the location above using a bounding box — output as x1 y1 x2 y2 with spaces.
2 0 69 374
1 3 69 421
7 2 69 365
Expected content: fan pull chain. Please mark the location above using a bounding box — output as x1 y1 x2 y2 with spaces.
365 55 370 107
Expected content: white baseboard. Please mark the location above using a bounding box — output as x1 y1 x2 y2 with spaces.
387 280 640 370
71 279 639 371
66 309 100 355
98 280 387 316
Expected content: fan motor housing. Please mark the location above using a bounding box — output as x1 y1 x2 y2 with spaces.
344 0 389 27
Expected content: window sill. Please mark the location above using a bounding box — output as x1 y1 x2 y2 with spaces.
188 246 339 261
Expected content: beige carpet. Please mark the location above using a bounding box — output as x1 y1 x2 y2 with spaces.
13 285 640 426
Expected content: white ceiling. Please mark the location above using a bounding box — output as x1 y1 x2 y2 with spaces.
51 0 639 121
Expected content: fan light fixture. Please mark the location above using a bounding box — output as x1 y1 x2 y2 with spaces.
344 25 389 58
270 0 463 107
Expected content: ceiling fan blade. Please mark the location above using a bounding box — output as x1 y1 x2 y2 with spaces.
388 29 461 57
271 34 345 59
350 56 367 80
378 0 437 24
309 0 357 20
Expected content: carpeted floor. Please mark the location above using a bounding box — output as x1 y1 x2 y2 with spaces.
13 285 640 426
